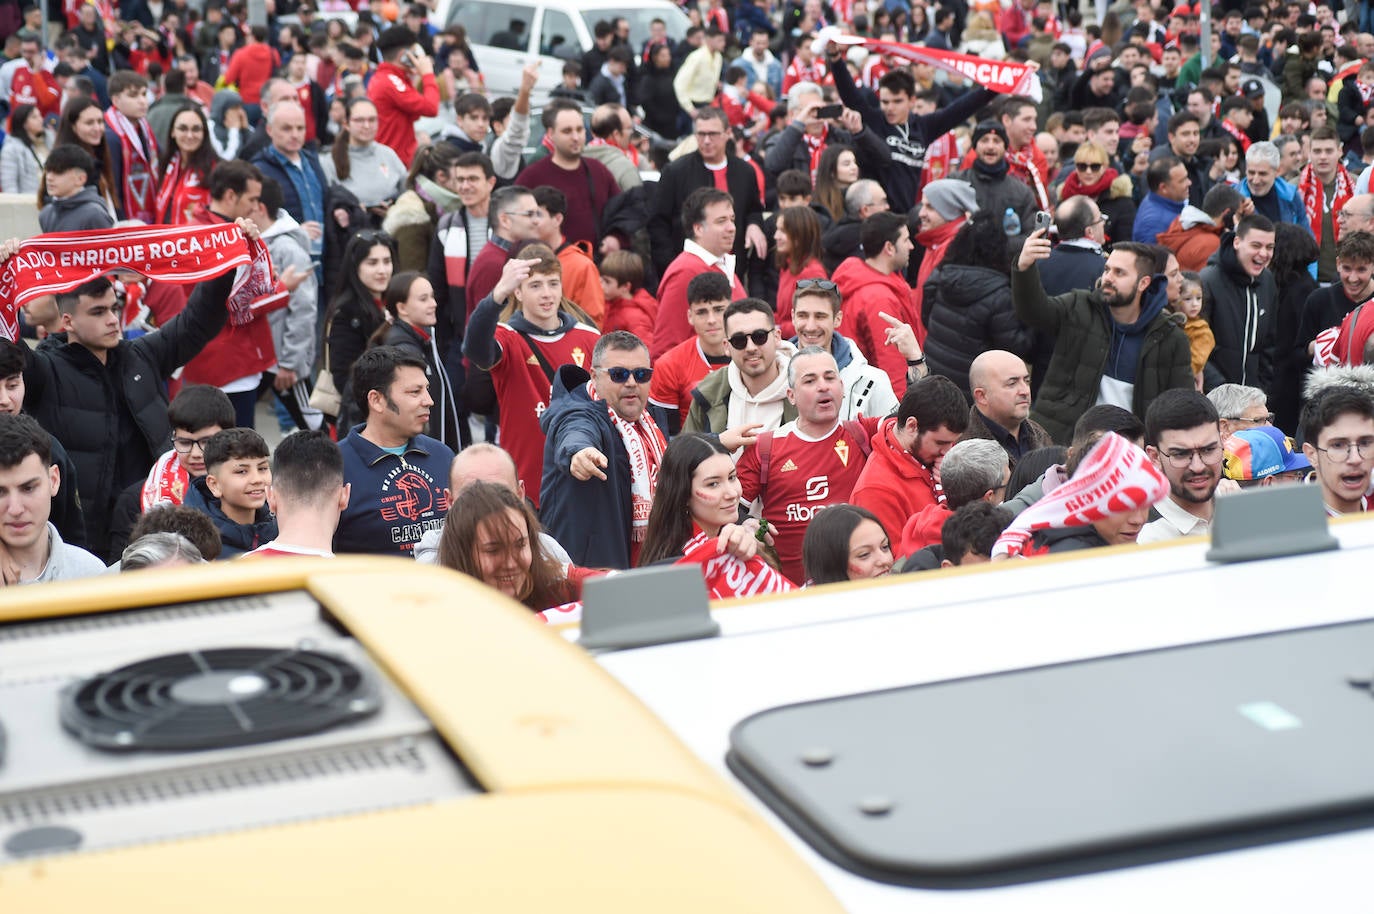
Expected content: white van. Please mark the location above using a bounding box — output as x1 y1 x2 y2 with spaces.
432 0 691 100
559 490 1374 912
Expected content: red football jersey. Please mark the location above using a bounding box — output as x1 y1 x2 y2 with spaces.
493 321 600 507
648 337 729 420
736 418 877 584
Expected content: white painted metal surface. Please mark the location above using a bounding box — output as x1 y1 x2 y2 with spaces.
590 519 1374 911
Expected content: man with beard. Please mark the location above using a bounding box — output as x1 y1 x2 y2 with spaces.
957 121 1037 241
1200 214 1279 390
1138 390 1224 543
1013 230 1192 443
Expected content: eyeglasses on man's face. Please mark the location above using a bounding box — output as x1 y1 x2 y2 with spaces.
1158 442 1225 468
1228 412 1274 426
1314 437 1374 461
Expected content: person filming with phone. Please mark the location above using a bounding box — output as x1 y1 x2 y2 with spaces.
762 82 890 190
1011 228 1192 444
368 25 441 166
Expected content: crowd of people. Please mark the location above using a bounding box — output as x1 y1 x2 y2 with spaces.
1 0 1373 610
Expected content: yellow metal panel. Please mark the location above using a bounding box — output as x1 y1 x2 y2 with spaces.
0 791 842 913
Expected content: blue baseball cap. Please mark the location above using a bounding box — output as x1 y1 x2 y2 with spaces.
1224 426 1310 481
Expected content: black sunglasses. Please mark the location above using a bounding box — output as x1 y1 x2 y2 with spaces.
727 329 773 350
796 278 839 292
597 366 653 383
1075 161 1105 172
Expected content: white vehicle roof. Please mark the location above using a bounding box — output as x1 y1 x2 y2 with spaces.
581 511 1374 912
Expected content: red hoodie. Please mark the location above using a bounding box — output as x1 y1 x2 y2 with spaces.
899 502 951 558
831 256 915 397
367 61 440 166
605 288 658 342
911 218 964 344
850 417 941 548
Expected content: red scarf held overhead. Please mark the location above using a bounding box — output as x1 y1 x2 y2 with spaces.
1299 163 1356 247
0 223 269 342
104 107 159 223
835 37 1042 100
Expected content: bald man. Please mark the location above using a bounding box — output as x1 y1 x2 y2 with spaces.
413 444 572 564
958 350 1054 467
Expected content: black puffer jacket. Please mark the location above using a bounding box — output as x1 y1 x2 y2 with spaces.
23 271 234 557
922 264 1033 398
1199 233 1278 392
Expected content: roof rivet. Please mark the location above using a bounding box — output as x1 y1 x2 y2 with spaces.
859 796 894 816
800 747 834 767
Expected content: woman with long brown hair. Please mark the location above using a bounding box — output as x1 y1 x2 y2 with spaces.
773 205 828 339
154 105 218 224
53 97 116 217
437 481 585 611
813 144 860 223
369 271 462 451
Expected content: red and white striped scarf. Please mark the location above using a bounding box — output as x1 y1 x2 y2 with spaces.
1005 145 1050 209
140 448 189 512
1299 162 1356 247
586 380 667 551
104 107 159 223
804 126 828 180
993 433 1168 558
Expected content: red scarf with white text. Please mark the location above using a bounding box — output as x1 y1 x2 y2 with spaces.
0 223 270 341
993 433 1168 558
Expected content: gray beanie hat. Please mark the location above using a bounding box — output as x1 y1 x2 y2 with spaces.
921 179 980 222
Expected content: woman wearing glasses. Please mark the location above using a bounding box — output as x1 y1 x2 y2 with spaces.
322 98 406 220
154 106 217 225
773 205 828 339
1059 141 1136 244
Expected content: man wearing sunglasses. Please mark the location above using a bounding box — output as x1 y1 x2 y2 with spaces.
1138 390 1224 543
540 331 666 569
684 299 797 447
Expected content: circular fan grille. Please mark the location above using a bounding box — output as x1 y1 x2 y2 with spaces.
61 647 381 751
